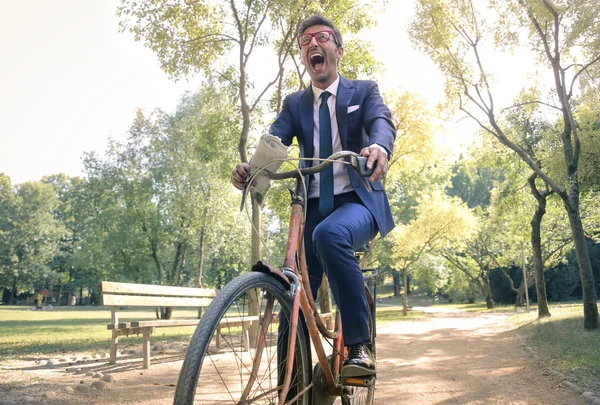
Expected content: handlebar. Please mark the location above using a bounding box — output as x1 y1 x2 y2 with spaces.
241 151 376 209
249 151 375 181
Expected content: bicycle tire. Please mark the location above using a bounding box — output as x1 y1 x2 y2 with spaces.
173 272 311 405
342 385 375 405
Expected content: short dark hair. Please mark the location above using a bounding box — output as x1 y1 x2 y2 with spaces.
297 14 343 48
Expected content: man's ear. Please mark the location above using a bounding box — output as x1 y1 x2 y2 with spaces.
336 47 344 62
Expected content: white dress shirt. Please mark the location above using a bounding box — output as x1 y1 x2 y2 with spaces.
307 76 354 199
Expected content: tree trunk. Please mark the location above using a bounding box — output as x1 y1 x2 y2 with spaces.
318 275 334 329
483 277 494 309
196 225 206 289
159 307 172 320
196 225 206 319
528 174 552 318
392 270 401 297
564 200 599 329
10 276 17 305
515 275 535 307
402 270 408 316
531 220 551 318
175 243 187 285
151 241 163 285
171 242 183 284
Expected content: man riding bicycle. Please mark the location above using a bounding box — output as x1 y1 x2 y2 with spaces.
232 14 395 379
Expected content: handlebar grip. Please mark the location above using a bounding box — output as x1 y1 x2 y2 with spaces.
354 156 376 177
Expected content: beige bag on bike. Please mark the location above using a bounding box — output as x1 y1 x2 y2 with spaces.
249 134 288 200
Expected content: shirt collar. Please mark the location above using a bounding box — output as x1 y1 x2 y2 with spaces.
311 74 340 102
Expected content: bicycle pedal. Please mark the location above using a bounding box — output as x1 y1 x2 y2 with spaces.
339 374 376 387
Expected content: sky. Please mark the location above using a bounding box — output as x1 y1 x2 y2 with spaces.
0 1 463 185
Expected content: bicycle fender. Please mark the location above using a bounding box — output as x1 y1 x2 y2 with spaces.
251 261 291 289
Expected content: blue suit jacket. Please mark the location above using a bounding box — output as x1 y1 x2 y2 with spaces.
270 75 396 237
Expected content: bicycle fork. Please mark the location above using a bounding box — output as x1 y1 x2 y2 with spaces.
279 287 301 405
239 294 276 402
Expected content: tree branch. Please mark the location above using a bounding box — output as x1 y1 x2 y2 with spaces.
569 54 600 98
182 33 239 45
500 101 562 113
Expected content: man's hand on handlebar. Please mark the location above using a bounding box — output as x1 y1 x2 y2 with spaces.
231 162 250 190
360 145 389 183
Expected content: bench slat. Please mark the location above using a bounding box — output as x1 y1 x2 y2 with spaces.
102 294 213 307
131 319 201 328
101 281 217 298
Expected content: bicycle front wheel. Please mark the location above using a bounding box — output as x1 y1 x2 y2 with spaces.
174 272 311 405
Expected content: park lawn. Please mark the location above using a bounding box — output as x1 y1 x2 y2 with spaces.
1 296 422 359
375 294 427 323
510 303 600 393
0 306 200 359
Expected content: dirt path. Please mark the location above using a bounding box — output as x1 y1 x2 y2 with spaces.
0 308 583 405
374 307 581 404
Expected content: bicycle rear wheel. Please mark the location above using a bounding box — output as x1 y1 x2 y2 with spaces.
173 272 311 405
341 384 375 405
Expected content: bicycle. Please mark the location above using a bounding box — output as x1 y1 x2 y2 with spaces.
174 151 379 405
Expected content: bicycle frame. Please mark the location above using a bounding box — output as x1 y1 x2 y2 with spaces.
241 152 378 404
248 179 348 405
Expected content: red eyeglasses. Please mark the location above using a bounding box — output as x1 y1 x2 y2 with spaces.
296 30 337 47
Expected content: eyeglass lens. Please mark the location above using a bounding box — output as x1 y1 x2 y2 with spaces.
299 31 331 46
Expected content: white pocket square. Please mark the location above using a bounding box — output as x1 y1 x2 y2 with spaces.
348 105 360 113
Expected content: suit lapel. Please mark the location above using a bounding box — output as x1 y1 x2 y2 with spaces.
336 76 355 150
299 86 314 165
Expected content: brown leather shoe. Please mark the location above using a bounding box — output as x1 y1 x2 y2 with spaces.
341 343 376 377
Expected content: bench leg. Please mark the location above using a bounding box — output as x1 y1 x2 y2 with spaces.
110 331 118 364
142 331 151 369
242 323 250 352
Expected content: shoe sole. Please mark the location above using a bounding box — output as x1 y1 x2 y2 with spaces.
341 364 376 378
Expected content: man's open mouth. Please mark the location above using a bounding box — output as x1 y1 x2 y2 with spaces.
310 53 325 70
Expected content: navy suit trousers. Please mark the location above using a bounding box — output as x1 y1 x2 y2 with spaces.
304 191 378 346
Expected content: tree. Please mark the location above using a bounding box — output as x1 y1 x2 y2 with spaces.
0 179 66 303
389 190 476 314
410 0 600 329
366 90 453 297
79 84 246 287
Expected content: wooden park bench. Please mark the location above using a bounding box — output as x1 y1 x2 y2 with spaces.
101 281 217 369
100 281 334 369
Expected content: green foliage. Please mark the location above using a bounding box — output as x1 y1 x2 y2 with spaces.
0 178 66 300
66 84 250 289
117 0 230 79
446 155 504 209
411 254 451 295
117 0 385 104
443 270 480 303
338 39 382 80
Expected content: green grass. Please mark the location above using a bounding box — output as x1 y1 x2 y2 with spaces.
0 305 200 359
375 293 427 323
1 294 424 359
509 303 600 393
